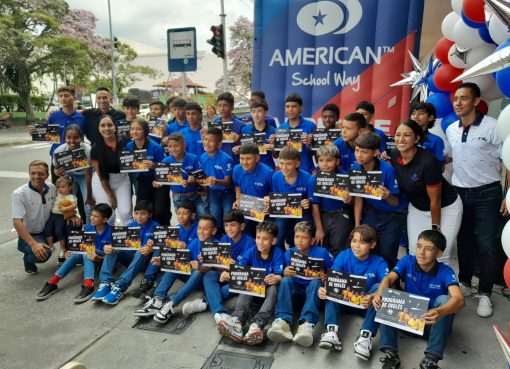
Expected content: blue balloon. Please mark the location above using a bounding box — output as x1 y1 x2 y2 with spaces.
478 25 496 44
461 11 485 29
441 112 459 133
496 68 510 98
426 92 454 118
427 74 442 93
496 38 510 51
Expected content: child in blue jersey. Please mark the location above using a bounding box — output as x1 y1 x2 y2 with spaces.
185 211 256 323
267 221 334 347
240 99 276 169
410 102 446 164
275 93 316 173
352 133 407 270
36 204 113 302
373 230 465 369
308 145 353 256
213 92 245 164
217 221 284 345
198 127 235 233
158 132 205 218
334 112 367 172
91 200 159 305
240 90 277 128
233 143 273 237
264 146 311 250
317 225 388 359
356 101 387 157
181 103 205 158
165 98 189 134
150 215 219 323
132 200 199 298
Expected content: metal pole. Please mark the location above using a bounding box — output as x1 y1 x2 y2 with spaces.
107 0 117 105
181 72 186 97
220 0 228 91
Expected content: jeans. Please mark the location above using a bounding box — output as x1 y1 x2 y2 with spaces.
17 234 52 269
456 185 501 294
208 188 235 233
203 270 232 315
380 295 453 360
69 173 91 224
172 193 206 219
363 209 406 270
233 284 278 328
324 283 379 335
144 249 160 283
153 271 189 299
274 277 322 325
55 253 98 280
170 270 203 306
43 213 66 241
99 250 151 291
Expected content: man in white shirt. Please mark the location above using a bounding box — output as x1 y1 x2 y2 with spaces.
446 82 509 318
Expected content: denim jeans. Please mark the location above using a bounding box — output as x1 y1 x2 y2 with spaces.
380 295 453 360
153 271 189 299
144 249 160 283
274 277 322 325
203 270 232 315
456 185 502 294
362 209 406 270
99 250 151 291
170 270 204 306
55 253 98 280
208 188 235 233
17 234 52 269
324 283 379 335
69 173 91 224
172 193 207 219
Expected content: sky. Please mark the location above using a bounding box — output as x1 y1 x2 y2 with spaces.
66 0 254 51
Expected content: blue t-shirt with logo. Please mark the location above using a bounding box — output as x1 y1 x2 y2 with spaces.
219 233 256 263
333 137 356 173
126 219 159 247
279 117 316 173
83 223 112 256
166 119 189 135
200 150 234 191
284 246 334 286
272 169 310 198
233 162 273 198
162 152 200 194
239 246 284 275
48 109 86 156
180 125 205 158
179 222 198 244
419 131 445 162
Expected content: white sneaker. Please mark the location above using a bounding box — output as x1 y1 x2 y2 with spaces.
244 323 263 345
476 295 493 318
182 298 208 316
353 329 373 360
267 318 293 343
214 312 230 325
217 315 243 343
134 297 163 317
319 330 342 351
459 283 472 297
153 300 175 324
293 321 315 347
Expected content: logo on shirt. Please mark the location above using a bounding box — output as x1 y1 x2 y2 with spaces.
254 182 264 187
214 165 223 170
410 173 420 182
428 283 441 290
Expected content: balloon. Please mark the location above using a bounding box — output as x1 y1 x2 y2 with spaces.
478 25 496 44
497 105 510 140
465 43 497 68
426 92 454 118
502 219 510 258
442 12 461 40
488 13 510 45
433 64 464 92
427 74 442 93
448 44 467 69
435 37 455 64
504 259 510 288
502 135 510 169
464 74 497 93
440 112 459 133
482 81 504 100
462 0 486 24
461 11 485 29
477 99 489 115
496 67 510 98
453 19 485 49
451 0 463 15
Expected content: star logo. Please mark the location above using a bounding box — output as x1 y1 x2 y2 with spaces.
313 10 327 26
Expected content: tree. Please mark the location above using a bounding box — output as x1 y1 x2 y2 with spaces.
215 15 253 100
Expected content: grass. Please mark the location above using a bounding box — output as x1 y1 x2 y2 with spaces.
10 111 47 125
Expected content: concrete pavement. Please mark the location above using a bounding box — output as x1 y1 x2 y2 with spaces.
0 124 33 147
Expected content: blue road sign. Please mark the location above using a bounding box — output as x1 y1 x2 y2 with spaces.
167 27 197 72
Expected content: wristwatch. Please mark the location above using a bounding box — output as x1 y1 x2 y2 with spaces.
431 224 441 231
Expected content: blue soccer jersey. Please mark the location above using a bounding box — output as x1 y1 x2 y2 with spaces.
219 233 256 262
333 137 357 172
279 117 316 173
126 219 160 246
419 131 445 162
271 169 310 198
48 109 86 156
232 162 273 198
181 125 205 158
179 222 198 244
200 150 234 191
83 223 112 256
239 246 284 275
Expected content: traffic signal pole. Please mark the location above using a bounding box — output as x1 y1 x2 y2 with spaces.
107 0 117 105
220 0 228 91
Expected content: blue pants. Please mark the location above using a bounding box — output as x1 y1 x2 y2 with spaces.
143 249 161 283
274 277 322 325
99 250 151 291
208 188 235 233
170 270 203 306
456 185 501 294
203 270 232 315
55 253 100 280
324 283 379 335
363 209 406 270
380 295 453 360
17 234 52 269
172 193 207 219
153 270 190 299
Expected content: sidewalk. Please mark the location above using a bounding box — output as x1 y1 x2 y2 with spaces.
0 237 508 369
0 123 33 147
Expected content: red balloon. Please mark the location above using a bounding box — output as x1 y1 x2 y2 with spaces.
477 99 488 115
435 37 455 65
463 0 485 23
504 259 510 289
433 64 464 92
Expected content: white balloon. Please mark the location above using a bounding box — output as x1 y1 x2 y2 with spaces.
482 81 504 101
488 13 510 45
502 135 510 169
497 105 510 141
465 43 497 68
465 74 496 93
501 220 510 258
442 12 461 41
451 0 463 15
448 44 467 68
453 20 485 49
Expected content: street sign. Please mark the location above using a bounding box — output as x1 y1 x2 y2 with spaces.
167 27 197 72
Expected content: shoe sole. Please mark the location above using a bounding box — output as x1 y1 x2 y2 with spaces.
293 334 313 347
319 341 342 351
73 293 94 304
217 321 243 343
25 270 38 275
244 331 263 346
267 329 293 343
477 310 493 318
133 310 159 317
153 313 173 324
354 350 370 360
36 288 59 301
182 305 207 316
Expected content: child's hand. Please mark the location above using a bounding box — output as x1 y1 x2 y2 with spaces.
422 308 441 325
301 134 312 146
104 245 114 254
207 177 217 186
108 193 117 209
264 274 281 285
219 271 230 283
232 145 241 155
152 181 163 188
86 252 97 262
301 198 310 209
231 132 240 143
314 227 325 246
28 126 36 136
283 266 296 277
263 196 270 207
139 245 152 256
378 185 391 200
190 260 199 270
151 256 161 266
55 167 67 177
372 292 382 310
268 134 275 145
318 286 327 300
343 194 353 205
232 198 239 209
361 294 374 309
143 160 154 169
198 253 203 263
265 143 274 152
64 251 72 259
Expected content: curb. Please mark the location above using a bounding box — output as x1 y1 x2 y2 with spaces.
0 139 34 148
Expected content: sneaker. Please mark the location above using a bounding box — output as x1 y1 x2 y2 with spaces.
244 323 264 345
153 300 175 324
25 263 38 275
182 298 208 316
131 278 154 298
267 318 293 343
380 350 401 369
102 284 124 305
419 356 440 369
476 294 493 318
91 282 111 302
214 312 230 325
319 330 342 351
36 283 58 301
354 330 373 360
57 249 65 265
134 297 163 317
73 285 95 303
293 321 315 347
459 282 472 297
217 315 244 343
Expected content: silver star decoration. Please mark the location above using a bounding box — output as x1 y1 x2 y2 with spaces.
485 0 510 30
390 50 438 101
450 45 470 65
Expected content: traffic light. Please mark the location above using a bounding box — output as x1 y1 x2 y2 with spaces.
207 25 224 59
113 37 119 49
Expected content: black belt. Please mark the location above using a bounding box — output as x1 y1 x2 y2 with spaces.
455 181 500 193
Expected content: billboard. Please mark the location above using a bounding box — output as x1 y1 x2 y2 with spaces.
252 0 425 134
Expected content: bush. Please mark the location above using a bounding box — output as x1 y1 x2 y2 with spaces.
0 95 46 112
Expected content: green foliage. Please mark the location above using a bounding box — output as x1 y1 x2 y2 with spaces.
0 95 46 112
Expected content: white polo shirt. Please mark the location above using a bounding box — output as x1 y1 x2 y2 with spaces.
446 113 502 188
12 182 56 234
